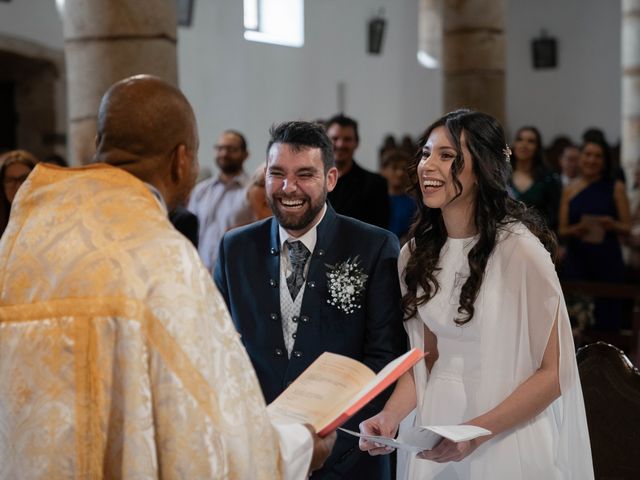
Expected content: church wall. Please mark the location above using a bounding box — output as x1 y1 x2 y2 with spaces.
177 0 440 172
0 0 622 170
0 0 64 49
506 0 622 146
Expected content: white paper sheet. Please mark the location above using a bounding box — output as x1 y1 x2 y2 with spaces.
340 424 491 454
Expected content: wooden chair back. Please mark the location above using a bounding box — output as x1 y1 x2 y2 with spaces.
577 342 640 479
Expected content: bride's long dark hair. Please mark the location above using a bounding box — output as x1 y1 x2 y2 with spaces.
402 110 557 324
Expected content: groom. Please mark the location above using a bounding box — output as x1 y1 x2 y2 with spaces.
215 121 405 479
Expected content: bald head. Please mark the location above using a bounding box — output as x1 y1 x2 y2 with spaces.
94 75 199 210
95 75 196 164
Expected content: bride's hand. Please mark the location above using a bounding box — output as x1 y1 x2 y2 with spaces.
358 411 400 456
417 438 478 463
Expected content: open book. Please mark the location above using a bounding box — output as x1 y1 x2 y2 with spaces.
340 424 492 453
267 348 425 437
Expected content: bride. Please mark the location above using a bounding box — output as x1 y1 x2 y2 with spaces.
359 109 593 479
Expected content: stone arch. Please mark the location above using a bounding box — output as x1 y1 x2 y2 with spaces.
0 34 66 161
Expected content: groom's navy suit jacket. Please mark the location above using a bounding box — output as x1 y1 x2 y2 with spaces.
215 205 406 479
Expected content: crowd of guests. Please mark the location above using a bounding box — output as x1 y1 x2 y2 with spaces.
511 128 636 335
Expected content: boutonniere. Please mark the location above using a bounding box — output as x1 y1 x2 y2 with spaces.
325 256 368 314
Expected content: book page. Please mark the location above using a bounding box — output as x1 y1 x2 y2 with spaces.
267 352 374 430
344 350 424 415
317 348 425 435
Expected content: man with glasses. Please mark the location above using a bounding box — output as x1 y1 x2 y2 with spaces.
188 130 254 270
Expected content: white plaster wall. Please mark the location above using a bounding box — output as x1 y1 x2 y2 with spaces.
0 0 64 48
505 0 622 145
177 0 440 172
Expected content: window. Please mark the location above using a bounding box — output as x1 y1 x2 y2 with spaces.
417 0 441 69
243 0 304 48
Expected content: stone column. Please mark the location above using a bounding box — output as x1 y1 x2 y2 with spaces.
441 0 506 126
622 0 640 184
62 0 178 165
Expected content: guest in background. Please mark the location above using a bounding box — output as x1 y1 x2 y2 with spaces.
246 163 272 220
399 135 415 157
559 138 631 330
582 127 626 184
380 149 417 243
0 149 38 237
326 114 390 229
509 126 562 231
545 135 572 174
556 143 582 264
378 134 397 163
559 144 581 187
188 129 254 271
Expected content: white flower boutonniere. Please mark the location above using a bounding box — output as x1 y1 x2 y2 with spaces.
325 256 368 314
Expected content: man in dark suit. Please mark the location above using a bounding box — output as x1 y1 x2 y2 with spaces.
326 114 390 229
215 121 405 479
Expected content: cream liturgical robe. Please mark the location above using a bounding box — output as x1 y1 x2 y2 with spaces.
0 164 310 479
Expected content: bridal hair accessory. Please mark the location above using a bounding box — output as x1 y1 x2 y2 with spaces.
325 256 368 314
502 145 512 162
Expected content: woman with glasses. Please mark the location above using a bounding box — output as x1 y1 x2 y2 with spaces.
1 149 38 238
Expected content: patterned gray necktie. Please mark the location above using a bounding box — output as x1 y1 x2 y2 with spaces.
286 240 310 300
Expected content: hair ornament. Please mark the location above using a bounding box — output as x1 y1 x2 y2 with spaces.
502 145 512 162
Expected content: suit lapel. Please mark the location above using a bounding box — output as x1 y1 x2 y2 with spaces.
304 204 339 294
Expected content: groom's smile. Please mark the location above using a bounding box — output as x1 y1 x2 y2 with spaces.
279 197 306 209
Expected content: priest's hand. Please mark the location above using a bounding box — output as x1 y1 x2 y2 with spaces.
305 425 336 473
358 411 399 456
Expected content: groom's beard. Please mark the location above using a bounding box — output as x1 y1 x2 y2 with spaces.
268 190 326 232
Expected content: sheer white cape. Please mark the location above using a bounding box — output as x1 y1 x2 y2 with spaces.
400 223 594 479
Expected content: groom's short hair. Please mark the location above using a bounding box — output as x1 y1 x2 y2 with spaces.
267 121 335 173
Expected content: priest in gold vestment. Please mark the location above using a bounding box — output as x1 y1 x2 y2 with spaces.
0 75 334 479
